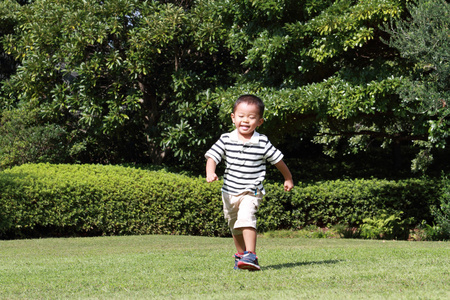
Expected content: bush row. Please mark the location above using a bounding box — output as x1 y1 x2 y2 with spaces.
0 164 228 239
0 164 442 239
259 178 441 232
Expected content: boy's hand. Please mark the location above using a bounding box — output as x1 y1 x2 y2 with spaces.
284 179 294 192
206 173 218 183
274 160 294 192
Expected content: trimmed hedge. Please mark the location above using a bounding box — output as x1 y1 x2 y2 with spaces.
0 163 442 239
0 163 227 239
259 179 440 232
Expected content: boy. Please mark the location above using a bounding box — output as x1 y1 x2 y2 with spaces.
205 94 294 271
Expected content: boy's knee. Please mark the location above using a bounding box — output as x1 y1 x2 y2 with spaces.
228 218 242 235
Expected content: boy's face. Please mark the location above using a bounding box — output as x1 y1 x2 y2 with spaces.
231 102 264 141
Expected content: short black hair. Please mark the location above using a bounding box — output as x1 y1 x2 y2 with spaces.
233 94 265 117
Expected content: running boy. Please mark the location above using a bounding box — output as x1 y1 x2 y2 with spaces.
205 94 294 271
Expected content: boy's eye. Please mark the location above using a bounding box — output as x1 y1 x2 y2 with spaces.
236 114 257 119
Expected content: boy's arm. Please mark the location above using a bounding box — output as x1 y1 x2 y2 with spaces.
206 157 219 183
274 160 294 191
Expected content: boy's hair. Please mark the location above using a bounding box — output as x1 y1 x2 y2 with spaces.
233 94 265 117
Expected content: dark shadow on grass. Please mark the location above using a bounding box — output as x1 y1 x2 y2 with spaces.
264 259 341 270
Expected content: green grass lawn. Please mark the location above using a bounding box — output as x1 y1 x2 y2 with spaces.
1 235 449 299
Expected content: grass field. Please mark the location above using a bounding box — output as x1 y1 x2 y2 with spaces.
1 234 449 299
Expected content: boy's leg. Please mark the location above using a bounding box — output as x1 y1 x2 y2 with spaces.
223 192 247 269
232 232 246 253
232 233 245 270
223 191 262 270
234 193 261 251
233 227 257 253
242 227 257 253
234 194 261 271
233 229 260 271
222 192 241 250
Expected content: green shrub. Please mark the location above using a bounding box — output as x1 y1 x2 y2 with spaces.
410 221 446 241
0 164 442 239
359 210 414 240
431 176 450 240
259 178 440 232
0 163 227 238
0 108 68 169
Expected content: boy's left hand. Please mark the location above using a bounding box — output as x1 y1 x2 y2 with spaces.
284 179 294 192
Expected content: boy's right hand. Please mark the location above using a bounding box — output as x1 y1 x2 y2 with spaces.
206 173 218 183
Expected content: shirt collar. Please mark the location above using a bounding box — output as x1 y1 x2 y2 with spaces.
230 129 260 145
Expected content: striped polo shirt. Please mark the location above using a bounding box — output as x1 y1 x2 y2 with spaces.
205 129 284 195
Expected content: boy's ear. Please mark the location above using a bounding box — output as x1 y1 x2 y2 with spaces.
258 118 264 127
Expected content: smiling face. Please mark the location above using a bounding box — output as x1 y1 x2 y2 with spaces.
231 102 264 141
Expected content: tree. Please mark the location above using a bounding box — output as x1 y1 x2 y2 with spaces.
384 0 450 171
0 106 68 169
2 0 448 175
1 0 230 167
0 0 21 87
209 0 437 172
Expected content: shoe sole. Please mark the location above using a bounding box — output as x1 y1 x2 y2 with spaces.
237 261 261 271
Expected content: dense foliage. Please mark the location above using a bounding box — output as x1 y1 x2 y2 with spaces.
1 0 227 169
0 164 443 239
384 0 450 171
433 175 450 239
0 0 449 175
0 164 227 238
0 107 68 169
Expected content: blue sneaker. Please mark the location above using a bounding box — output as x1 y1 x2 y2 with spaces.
237 251 261 271
234 253 243 270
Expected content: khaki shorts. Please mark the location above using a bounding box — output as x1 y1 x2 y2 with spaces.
222 191 263 235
